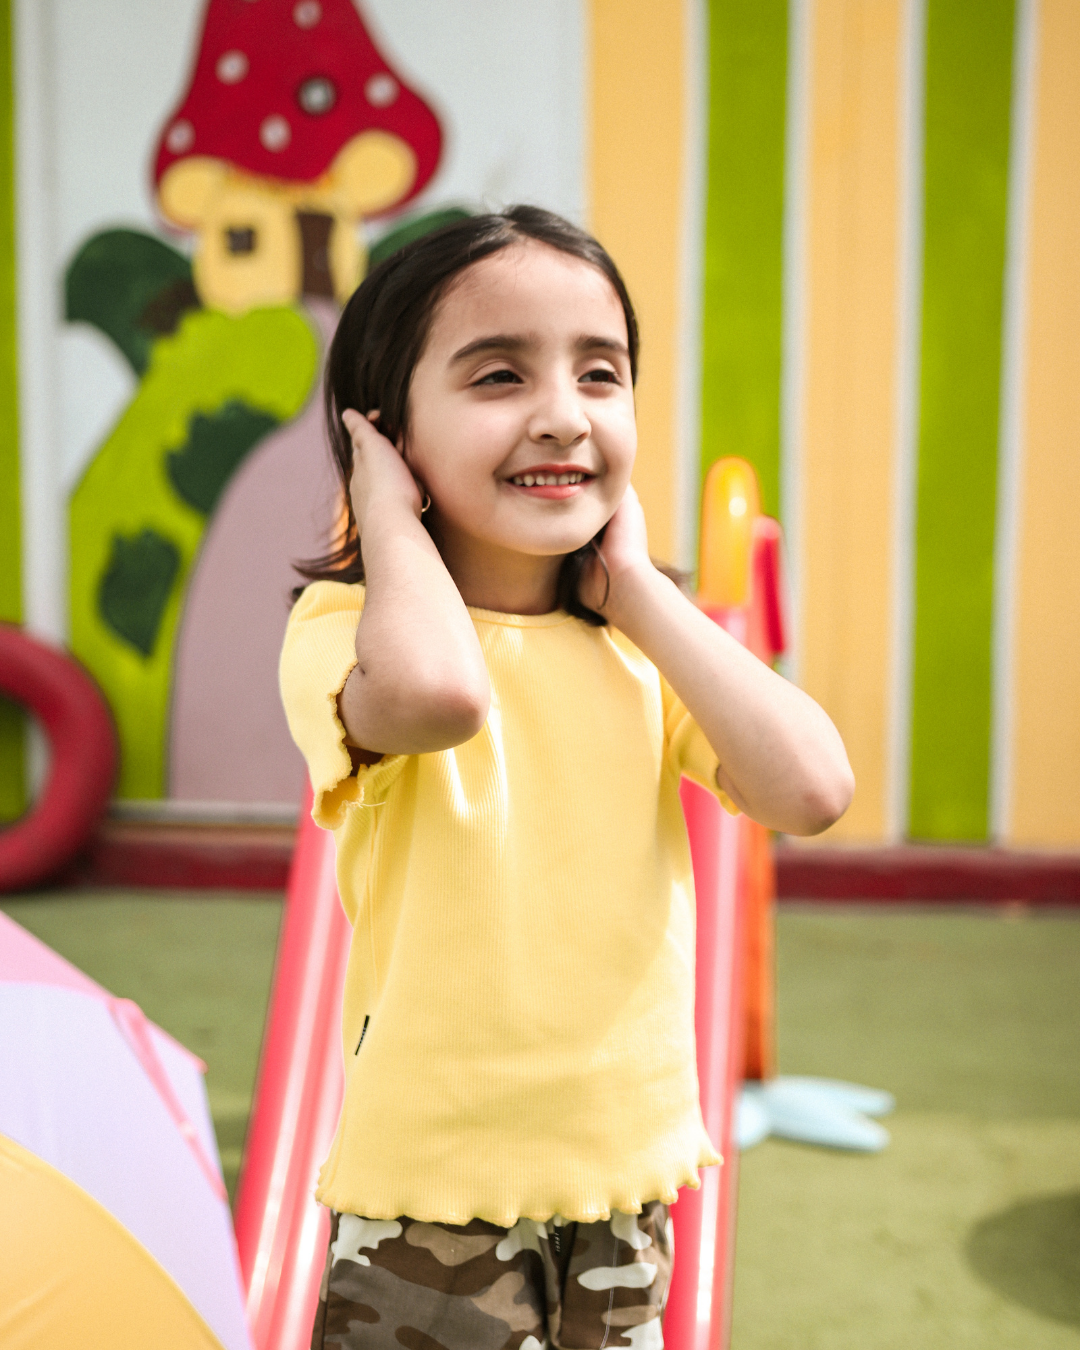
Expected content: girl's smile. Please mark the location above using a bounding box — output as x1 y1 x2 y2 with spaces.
402 240 637 612
505 463 594 497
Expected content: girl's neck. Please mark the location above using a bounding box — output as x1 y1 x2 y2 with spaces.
432 523 564 615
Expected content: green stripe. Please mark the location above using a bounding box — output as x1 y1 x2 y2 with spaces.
0 0 23 823
909 0 1015 841
700 0 788 520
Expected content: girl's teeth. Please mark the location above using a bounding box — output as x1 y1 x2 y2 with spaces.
511 471 587 486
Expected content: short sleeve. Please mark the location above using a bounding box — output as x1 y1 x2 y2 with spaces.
279 580 407 830
661 674 740 815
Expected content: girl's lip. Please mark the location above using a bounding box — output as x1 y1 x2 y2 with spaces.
508 480 587 500
503 465 596 500
502 469 594 502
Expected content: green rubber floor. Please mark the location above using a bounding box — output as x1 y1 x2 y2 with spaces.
733 907 1080 1349
2 893 1078 1347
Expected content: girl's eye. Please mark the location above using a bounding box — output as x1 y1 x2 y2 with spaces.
474 369 522 386
580 368 618 384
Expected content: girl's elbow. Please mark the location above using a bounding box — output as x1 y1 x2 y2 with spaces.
442 684 490 741
794 762 855 836
414 676 490 746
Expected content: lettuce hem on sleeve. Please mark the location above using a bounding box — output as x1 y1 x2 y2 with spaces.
663 688 740 817
310 666 408 831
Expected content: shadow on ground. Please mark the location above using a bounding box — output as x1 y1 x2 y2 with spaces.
966 1191 1080 1328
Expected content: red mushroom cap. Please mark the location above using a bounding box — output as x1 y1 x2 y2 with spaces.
153 0 442 207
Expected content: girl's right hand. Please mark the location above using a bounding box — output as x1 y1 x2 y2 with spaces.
341 408 426 527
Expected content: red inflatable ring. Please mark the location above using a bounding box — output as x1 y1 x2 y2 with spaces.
0 623 118 892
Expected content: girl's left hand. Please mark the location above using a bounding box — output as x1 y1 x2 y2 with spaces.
580 484 653 615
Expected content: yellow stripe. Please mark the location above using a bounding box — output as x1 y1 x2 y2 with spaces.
797 0 906 842
587 0 685 562
1008 0 1080 845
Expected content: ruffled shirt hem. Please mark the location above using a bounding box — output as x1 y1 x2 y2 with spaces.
314 1144 723 1227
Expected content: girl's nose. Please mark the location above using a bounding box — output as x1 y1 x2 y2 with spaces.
529 379 590 446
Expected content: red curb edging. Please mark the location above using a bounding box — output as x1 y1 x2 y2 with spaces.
46 824 1080 905
775 845 1080 905
59 821 295 892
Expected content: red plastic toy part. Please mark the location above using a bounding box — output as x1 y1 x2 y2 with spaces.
663 604 751 1350
0 624 117 893
233 793 351 1349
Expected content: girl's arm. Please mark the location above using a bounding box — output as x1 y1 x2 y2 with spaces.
335 410 490 756
590 487 854 836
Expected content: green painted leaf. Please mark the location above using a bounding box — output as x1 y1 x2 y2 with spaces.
70 304 320 798
98 528 181 657
369 207 472 268
65 229 198 376
166 401 279 515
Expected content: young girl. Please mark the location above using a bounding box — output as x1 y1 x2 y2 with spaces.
281 206 853 1350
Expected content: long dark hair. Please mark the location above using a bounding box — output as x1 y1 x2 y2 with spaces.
294 205 639 624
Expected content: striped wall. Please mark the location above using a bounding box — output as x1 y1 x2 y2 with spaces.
909 0 1016 842
1007 0 1080 846
588 0 690 565
684 0 1080 847
700 0 788 522
794 0 909 845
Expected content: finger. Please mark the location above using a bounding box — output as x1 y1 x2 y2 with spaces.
342 408 384 449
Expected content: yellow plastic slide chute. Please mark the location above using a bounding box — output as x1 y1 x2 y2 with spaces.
0 1133 225 1350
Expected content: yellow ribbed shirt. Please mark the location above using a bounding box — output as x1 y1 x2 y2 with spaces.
279 580 725 1225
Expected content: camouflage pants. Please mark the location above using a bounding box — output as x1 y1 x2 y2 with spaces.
310 1202 673 1350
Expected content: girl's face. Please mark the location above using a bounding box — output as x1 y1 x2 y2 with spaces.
403 241 637 604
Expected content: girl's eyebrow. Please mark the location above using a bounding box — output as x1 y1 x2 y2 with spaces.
449 333 630 364
450 334 531 364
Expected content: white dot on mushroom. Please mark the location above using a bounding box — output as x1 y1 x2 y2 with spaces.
166 120 195 153
216 50 249 84
293 1 321 28
259 115 291 152
365 73 398 108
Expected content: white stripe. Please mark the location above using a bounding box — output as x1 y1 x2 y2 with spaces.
14 0 63 645
673 0 708 572
989 0 1039 843
885 0 927 844
778 0 813 686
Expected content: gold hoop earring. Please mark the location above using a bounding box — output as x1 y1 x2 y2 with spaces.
420 493 432 515
589 539 611 610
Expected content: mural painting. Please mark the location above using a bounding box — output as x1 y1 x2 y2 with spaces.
65 0 453 803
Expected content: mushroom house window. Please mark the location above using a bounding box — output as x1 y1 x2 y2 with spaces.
298 77 336 115
226 227 257 255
